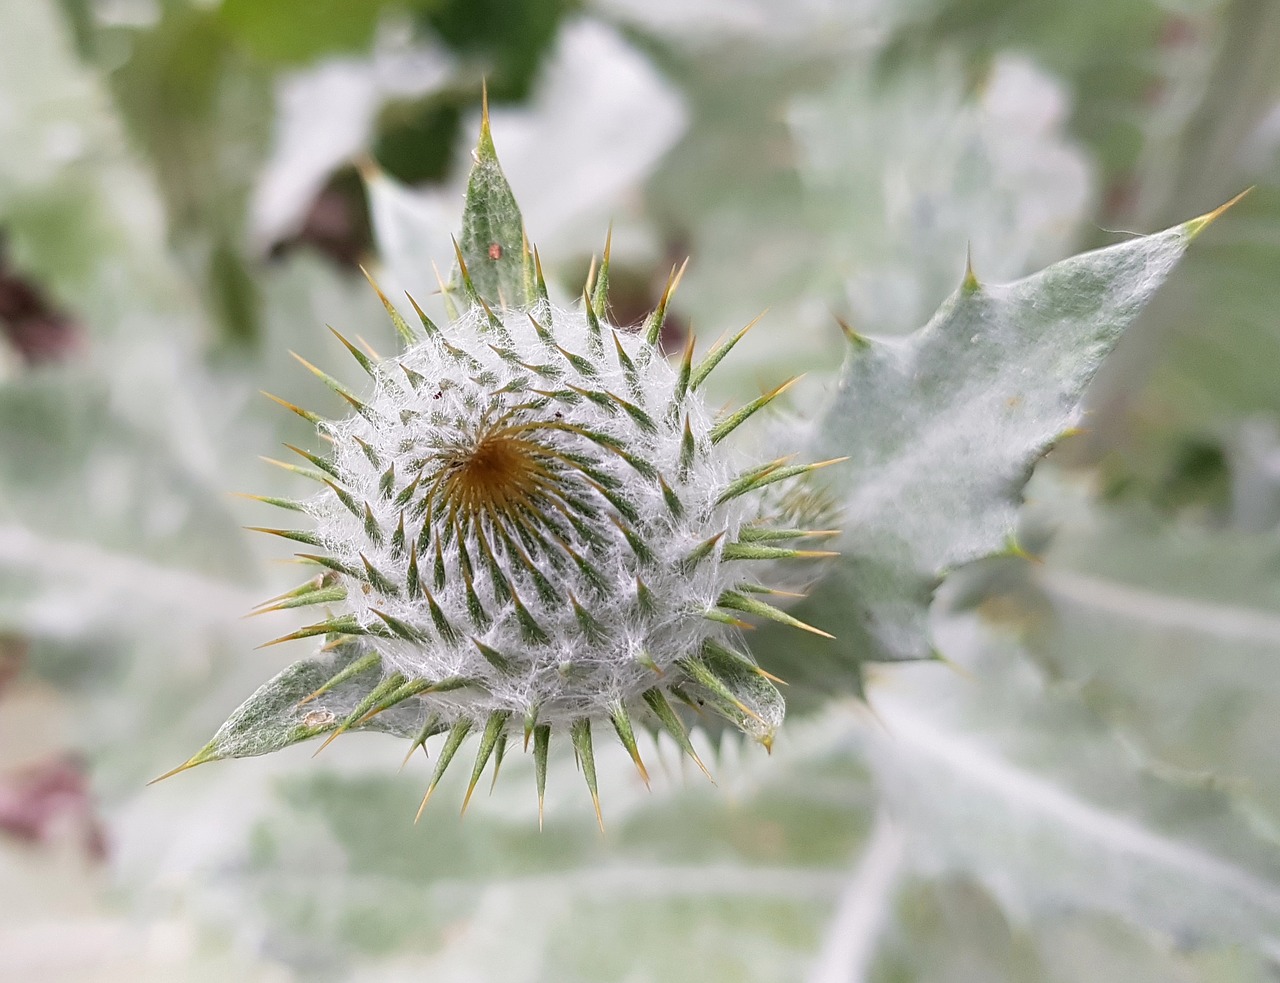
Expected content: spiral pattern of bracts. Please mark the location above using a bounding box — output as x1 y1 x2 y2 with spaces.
246 236 841 825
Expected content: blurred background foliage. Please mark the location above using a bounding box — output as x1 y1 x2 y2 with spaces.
2 0 1280 979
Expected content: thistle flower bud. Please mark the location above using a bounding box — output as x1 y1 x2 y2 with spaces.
172 105 839 826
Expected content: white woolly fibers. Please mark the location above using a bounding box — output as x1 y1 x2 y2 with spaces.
307 302 761 730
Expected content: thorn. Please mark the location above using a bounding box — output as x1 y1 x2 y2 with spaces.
461 711 510 815
354 153 379 183
1185 187 1253 240
1001 536 1043 564
329 326 375 376
591 223 613 318
243 526 321 547
400 714 439 771
433 260 459 320
297 652 381 706
261 391 322 424
709 375 804 444
642 258 690 349
642 688 713 784
254 615 361 649
608 703 651 789
415 719 472 824
146 753 206 785
691 310 766 389
962 241 980 292
570 719 604 833
755 666 789 686
229 491 305 512
451 237 480 306
259 455 326 484
360 267 420 344
532 245 549 304
477 78 496 160
357 335 383 361
288 352 366 412
533 723 551 830
834 313 869 348
717 590 834 639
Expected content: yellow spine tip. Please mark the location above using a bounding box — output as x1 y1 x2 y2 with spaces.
1185 187 1253 240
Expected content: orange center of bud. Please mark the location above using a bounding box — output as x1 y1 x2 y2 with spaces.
437 426 555 522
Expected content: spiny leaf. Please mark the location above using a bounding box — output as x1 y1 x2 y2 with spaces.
150 645 417 780
771 208 1230 698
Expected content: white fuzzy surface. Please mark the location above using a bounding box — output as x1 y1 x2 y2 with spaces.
308 302 761 730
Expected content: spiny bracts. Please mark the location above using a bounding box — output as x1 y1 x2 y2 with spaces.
164 106 839 827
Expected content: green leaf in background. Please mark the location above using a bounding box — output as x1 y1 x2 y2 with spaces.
131 721 873 982
789 53 1093 338
104 5 274 347
854 605 1280 954
1077 1 1280 491
219 0 399 65
1017 473 1280 830
771 204 1236 688
881 0 1170 188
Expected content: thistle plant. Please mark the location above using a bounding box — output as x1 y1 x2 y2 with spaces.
159 105 839 825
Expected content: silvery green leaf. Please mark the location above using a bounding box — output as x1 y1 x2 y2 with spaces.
1020 473 1280 829
789 53 1093 337
123 717 872 981
860 607 1280 948
770 209 1224 683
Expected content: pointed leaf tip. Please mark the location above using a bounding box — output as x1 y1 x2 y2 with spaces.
962 242 980 292
146 748 212 785
477 79 496 161
1184 187 1253 240
834 314 869 348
